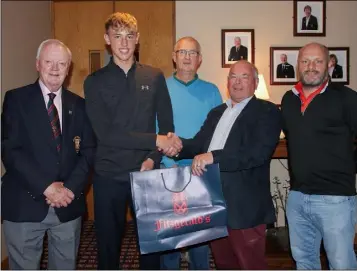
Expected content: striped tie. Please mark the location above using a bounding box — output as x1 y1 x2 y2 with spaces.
47 93 62 152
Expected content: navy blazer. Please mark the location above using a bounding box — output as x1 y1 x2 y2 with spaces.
1 81 96 223
179 96 282 229
301 15 318 30
331 64 343 79
228 45 248 61
277 63 295 79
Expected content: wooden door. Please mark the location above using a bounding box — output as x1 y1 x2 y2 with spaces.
52 0 114 97
53 0 114 220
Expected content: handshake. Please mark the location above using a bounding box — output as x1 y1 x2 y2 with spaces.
156 132 182 157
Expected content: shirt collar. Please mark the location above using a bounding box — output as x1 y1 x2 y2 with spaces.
173 72 198 86
292 80 329 97
39 79 62 98
226 95 253 109
109 57 137 74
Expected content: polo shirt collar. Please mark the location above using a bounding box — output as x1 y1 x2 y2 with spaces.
173 72 198 86
109 57 137 73
292 80 329 97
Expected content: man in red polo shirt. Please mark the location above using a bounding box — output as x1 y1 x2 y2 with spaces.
281 42 357 269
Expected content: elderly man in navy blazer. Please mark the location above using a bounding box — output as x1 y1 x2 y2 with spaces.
1 39 95 270
165 60 282 269
277 54 295 78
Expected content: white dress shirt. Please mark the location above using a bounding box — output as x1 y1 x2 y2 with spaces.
208 96 253 152
39 80 63 130
328 66 334 77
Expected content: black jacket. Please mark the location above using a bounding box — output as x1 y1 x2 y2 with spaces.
277 63 295 78
228 45 248 61
1 82 96 222
331 64 343 79
301 15 318 30
84 60 174 181
178 97 282 229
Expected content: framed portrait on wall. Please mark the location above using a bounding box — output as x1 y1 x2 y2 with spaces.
294 0 326 36
270 47 300 85
221 29 255 68
328 47 349 85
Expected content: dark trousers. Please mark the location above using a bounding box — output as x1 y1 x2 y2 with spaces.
93 175 161 270
210 224 267 270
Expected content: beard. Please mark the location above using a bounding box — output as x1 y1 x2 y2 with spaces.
300 70 328 87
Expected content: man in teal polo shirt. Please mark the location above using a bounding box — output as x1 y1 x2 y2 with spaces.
160 36 222 270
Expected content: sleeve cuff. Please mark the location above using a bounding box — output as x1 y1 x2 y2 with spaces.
211 150 223 164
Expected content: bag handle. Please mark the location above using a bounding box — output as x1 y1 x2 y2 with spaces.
161 171 192 193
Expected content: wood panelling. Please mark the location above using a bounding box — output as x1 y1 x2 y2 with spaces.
53 0 113 97
53 0 113 220
114 1 175 76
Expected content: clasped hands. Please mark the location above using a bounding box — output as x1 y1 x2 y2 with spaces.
156 132 183 157
43 182 74 208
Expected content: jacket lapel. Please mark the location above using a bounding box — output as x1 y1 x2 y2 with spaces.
25 81 58 154
203 104 227 151
232 95 258 127
217 96 258 147
60 89 75 160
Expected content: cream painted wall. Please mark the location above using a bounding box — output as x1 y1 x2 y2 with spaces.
1 0 52 261
1 1 52 95
176 1 357 226
176 1 357 104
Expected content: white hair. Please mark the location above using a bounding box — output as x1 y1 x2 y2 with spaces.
36 39 72 61
174 36 201 54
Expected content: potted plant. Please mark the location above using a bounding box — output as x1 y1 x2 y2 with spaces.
266 176 290 251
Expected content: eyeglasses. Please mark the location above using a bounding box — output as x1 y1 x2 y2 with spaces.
175 49 200 58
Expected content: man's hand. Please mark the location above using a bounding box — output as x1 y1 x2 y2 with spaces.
44 182 75 208
156 132 182 157
140 158 155 172
191 152 214 176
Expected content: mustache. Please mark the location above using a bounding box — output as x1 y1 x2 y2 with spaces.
303 70 319 74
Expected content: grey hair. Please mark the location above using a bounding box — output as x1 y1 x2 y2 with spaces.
36 39 72 61
174 36 201 54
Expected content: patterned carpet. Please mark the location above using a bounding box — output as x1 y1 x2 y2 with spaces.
40 220 213 270
39 220 357 270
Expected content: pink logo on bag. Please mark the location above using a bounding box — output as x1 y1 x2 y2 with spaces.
172 192 188 215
